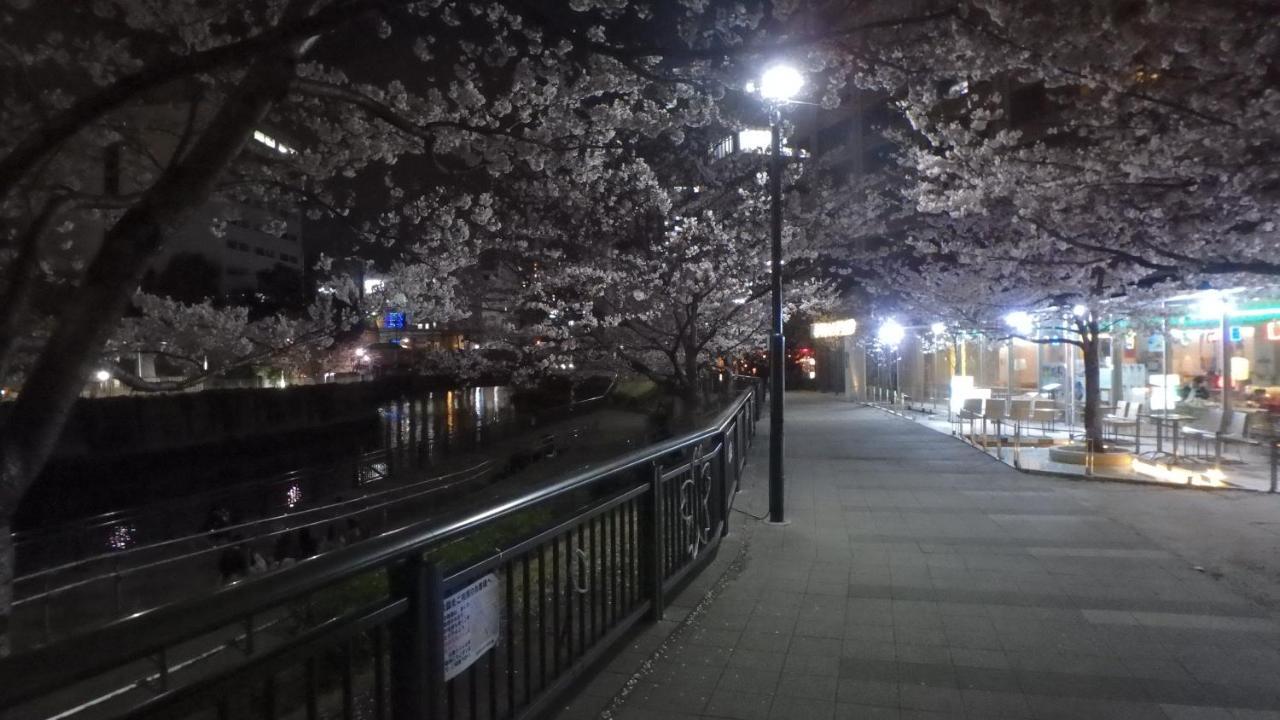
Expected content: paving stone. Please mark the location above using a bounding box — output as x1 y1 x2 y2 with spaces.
554 398 1280 720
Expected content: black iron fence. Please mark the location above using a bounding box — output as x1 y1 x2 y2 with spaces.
9 386 619 650
0 378 762 720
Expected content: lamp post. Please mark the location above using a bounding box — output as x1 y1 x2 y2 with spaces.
877 319 906 402
759 64 803 524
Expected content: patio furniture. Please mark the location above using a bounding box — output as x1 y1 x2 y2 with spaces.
1102 401 1143 451
1182 409 1256 462
1007 399 1035 467
958 398 984 446
1146 410 1195 459
1030 399 1060 435
981 400 1006 458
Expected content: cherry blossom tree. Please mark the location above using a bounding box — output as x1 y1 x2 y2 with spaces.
0 0 797 652
849 0 1280 287
494 120 836 410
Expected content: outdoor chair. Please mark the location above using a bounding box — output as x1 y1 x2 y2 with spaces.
1030 399 1060 435
958 398 984 445
1221 411 1258 461
1181 409 1223 459
1102 401 1142 451
980 400 1005 457
1184 409 1255 462
1007 399 1035 467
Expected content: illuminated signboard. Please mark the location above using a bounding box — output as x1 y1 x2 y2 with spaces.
812 319 858 338
385 311 406 329
1268 321 1280 341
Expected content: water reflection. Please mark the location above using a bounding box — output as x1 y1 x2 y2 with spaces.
378 387 510 470
16 386 516 569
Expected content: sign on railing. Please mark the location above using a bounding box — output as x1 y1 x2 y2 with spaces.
443 573 500 680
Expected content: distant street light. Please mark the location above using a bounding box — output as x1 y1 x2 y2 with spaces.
1004 311 1035 336
94 370 111 382
930 322 947 335
760 65 805 102
877 319 906 400
758 63 803 524
877 318 906 348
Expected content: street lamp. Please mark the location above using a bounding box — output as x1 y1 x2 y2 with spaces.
759 63 803 524
877 319 905 348
1004 311 1035 336
877 319 906 400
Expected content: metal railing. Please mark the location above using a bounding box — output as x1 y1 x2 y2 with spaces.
11 418 603 650
0 378 763 720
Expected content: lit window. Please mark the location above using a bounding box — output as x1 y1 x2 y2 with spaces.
253 129 296 155
737 128 772 152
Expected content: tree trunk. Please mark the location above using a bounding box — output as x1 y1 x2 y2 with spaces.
0 195 73 383
682 338 702 413
0 36 306 655
1081 320 1104 453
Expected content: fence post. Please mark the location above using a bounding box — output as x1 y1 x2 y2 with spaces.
639 464 665 621
719 429 731 538
1271 437 1278 494
390 555 445 720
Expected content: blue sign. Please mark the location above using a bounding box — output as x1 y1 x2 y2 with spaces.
385 311 405 329
1230 326 1242 342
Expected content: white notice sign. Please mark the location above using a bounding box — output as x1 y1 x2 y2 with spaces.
442 573 501 680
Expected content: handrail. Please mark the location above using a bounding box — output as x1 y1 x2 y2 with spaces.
0 384 757 709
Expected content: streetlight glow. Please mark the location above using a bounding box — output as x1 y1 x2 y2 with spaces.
1193 292 1232 319
930 322 947 335
1071 304 1089 318
877 318 906 348
759 64 804 102
1004 311 1034 335
94 370 111 382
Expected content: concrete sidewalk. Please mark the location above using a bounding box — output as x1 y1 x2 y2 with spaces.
559 392 1280 720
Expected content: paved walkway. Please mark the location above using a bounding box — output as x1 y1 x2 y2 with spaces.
557 392 1280 720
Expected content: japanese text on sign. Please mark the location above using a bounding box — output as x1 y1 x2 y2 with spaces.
443 573 500 681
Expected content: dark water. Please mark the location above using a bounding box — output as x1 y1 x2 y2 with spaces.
14 387 515 547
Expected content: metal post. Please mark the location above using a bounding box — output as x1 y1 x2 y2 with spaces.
1065 332 1076 438
1006 339 1015 414
1219 310 1232 462
640 465 665 619
1162 303 1171 381
389 555 444 720
767 110 786 524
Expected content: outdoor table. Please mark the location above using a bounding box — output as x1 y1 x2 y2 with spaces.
1145 411 1194 458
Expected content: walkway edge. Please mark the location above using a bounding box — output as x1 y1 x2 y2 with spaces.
597 517 755 719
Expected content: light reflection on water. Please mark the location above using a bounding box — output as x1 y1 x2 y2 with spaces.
81 387 513 556
377 386 510 466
